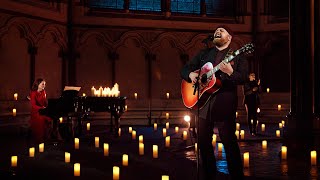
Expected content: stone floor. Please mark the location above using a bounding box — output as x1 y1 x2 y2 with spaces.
0 122 319 180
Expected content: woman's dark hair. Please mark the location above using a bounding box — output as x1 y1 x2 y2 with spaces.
31 78 45 91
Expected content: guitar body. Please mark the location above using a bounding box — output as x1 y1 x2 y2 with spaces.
181 62 222 110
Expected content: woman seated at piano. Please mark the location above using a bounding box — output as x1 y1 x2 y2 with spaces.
29 78 54 144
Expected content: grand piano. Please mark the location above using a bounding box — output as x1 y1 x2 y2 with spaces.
41 86 127 138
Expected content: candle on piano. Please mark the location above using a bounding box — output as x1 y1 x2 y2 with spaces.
132 130 136 140
65 152 70 163
122 154 128 166
95 137 99 148
166 122 169 129
39 143 44 152
82 93 86 97
183 131 187 140
113 166 120 180
11 156 17 167
59 117 63 123
262 140 267 149
165 136 170 147
29 147 35 157
91 86 95 96
104 143 109 156
154 123 157 131
162 175 169 180
74 163 80 176
139 143 144 155
311 150 317 165
86 123 90 131
12 108 16 116
162 128 166 137
166 92 170 99
75 138 79 149
138 135 143 143
281 146 287 160
153 145 158 158
98 86 103 97
134 93 138 99
14 93 18 100
175 126 179 133
243 152 249 167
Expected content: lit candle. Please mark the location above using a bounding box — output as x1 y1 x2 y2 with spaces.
251 119 253 124
65 152 70 163
278 104 282 111
39 143 44 153
154 123 157 131
165 136 170 147
235 130 239 140
218 143 223 152
212 134 217 147
59 117 63 123
166 122 169 129
175 126 179 133
166 112 169 119
87 123 90 131
12 108 16 116
162 128 167 137
118 128 121 136
195 143 198 152
261 124 265 132
281 146 287 160
129 127 132 133
236 123 240 131
166 92 170 99
82 93 86 97
11 156 17 167
29 147 35 157
132 130 136 140
122 154 128 166
236 111 238 118
125 105 128 111
276 130 281 137
95 137 99 148
104 143 109 156
183 131 187 140
162 175 169 180
279 123 283 129
74 163 80 176
262 140 267 149
282 120 285 127
75 138 79 149
91 86 95 96
311 150 317 165
267 88 270 93
139 143 144 155
14 93 18 100
113 166 120 180
257 108 260 113
134 93 138 99
240 130 245 139
153 145 158 158
139 135 143 143
243 152 249 167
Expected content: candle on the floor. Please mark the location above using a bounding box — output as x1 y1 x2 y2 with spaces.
12 108 16 116
276 130 281 137
212 134 217 147
113 166 120 180
65 152 70 163
11 156 17 167
29 147 35 157
154 123 157 131
311 150 317 165
134 93 138 99
240 130 245 139
166 112 169 119
262 140 267 149
74 163 80 176
236 111 238 118
139 143 144 155
279 123 283 129
282 120 285 127
235 130 239 140
59 117 63 123
267 88 270 93
251 119 253 124
125 105 128 111
163 128 167 137
86 123 90 131
236 123 240 131
195 143 198 152
118 128 121 136
281 146 287 160
166 92 170 99
243 152 249 167
218 143 223 152
82 93 86 97
75 138 79 149
153 145 158 158
95 137 99 148
39 143 44 152
139 135 143 143
122 154 128 166
162 175 169 180
104 143 109 156
165 136 170 147
278 104 282 111
132 130 136 140
14 93 18 100
175 126 179 133
129 127 132 133
166 122 169 129
261 124 265 132
183 130 187 140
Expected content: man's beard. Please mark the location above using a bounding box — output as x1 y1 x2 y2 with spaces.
213 37 228 47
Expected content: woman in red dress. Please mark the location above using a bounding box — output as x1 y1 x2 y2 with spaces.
29 78 52 144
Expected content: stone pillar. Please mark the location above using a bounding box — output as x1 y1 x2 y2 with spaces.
108 52 119 86
145 53 156 126
162 0 171 17
124 0 130 13
67 0 76 85
200 0 206 17
314 0 320 124
58 50 68 91
286 0 314 157
28 46 37 87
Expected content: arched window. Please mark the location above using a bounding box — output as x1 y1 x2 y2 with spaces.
171 0 200 14
129 0 161 11
89 0 124 9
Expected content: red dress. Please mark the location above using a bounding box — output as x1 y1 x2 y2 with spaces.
29 90 52 144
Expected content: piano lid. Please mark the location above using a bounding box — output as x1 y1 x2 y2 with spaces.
62 86 81 98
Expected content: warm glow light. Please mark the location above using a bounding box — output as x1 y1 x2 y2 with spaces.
162 175 169 180
282 120 285 127
29 147 35 157
175 126 179 133
59 117 63 123
65 152 70 163
236 111 238 118
236 123 240 131
153 145 158 158
12 108 17 116
162 128 167 137
122 154 128 166
183 131 188 140
95 137 99 148
257 108 260 113
184 115 191 122
166 122 169 129
311 151 317 165
243 152 250 167
134 93 138 99
139 143 144 155
267 88 270 93
118 128 121 136
82 93 86 97
262 140 267 149
218 143 223 152
154 123 157 131
113 166 120 180
129 127 132 133
139 135 143 143
39 143 44 153
75 138 79 149
240 130 245 139
104 143 109 156
166 112 169 119
14 93 18 100
279 123 283 129
74 163 80 176
278 104 282 111
276 130 281 137
212 134 217 147
87 123 90 131
261 124 265 132
281 146 287 160
235 130 240 140
166 92 170 99
125 105 128 111
165 136 170 147
11 156 17 167
132 130 136 140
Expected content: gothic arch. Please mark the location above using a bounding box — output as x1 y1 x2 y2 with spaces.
35 23 67 51
114 31 149 53
150 32 185 54
77 30 113 52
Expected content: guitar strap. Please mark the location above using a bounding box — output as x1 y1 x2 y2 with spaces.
212 47 232 67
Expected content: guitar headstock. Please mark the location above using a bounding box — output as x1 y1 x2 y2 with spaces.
240 43 254 54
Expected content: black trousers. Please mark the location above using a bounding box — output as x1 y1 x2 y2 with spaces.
245 104 258 134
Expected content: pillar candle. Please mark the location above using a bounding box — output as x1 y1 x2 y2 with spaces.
138 135 143 143
278 104 282 111
75 138 79 149
251 119 253 124
113 166 120 180
261 124 265 132
39 143 44 153
118 128 121 136
86 123 90 131
166 122 169 129
29 147 35 157
262 140 267 149
91 86 95 96
166 92 170 99
195 143 198 152
276 130 281 137
166 112 169 119
311 150 317 165
162 128 166 137
183 130 187 140
14 93 18 100
122 154 128 166
236 111 238 118
267 88 270 93
74 163 80 176
279 123 283 129
282 120 285 127
162 175 169 180
134 93 138 99
243 152 249 167
236 123 240 131
235 130 240 140
132 130 136 140
240 130 245 139
95 137 99 148
12 108 17 116
165 136 170 147
129 127 132 133
175 126 179 133
218 143 223 152
65 152 70 163
59 117 63 123
125 105 128 111
11 156 17 167
104 143 109 156
154 123 157 131
281 146 287 160
212 134 217 147
139 143 144 155
153 145 158 158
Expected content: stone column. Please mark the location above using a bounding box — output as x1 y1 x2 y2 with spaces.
108 52 119 86
124 0 130 13
28 46 37 87
58 50 68 91
162 0 171 17
314 0 320 124
145 53 156 126
200 0 206 17
67 0 76 85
